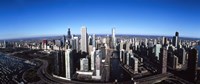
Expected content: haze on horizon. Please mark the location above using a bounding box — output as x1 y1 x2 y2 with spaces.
0 0 200 39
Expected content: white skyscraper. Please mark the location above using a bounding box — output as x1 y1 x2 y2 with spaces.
133 57 139 74
112 28 116 49
155 44 162 60
65 48 73 80
81 26 88 53
92 34 96 48
127 53 130 65
95 53 101 76
80 58 89 71
71 37 79 52
91 47 96 70
92 49 102 79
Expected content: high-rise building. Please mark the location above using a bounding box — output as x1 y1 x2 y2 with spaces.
67 28 72 40
126 42 131 51
133 57 139 74
168 53 179 70
120 49 125 62
62 35 66 47
154 44 162 60
81 26 88 53
173 32 179 47
55 40 62 47
100 46 106 59
66 28 72 45
120 41 125 50
71 39 77 50
88 35 92 45
3 40 7 48
178 48 186 65
153 39 157 45
195 45 200 67
42 40 47 50
73 37 79 52
112 28 116 49
144 38 148 47
162 37 165 45
126 53 130 65
122 51 127 64
95 50 102 78
162 37 168 46
80 58 89 71
187 48 198 82
91 48 96 70
65 48 73 80
53 50 65 77
159 47 168 73
92 34 96 48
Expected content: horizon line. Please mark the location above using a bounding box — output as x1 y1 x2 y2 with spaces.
1 33 200 41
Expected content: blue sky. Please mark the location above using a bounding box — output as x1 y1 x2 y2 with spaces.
0 0 200 39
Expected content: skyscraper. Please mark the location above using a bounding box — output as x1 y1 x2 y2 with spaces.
159 47 168 73
154 44 162 60
91 47 96 70
173 32 179 47
66 28 72 46
67 28 72 40
112 28 116 49
81 26 88 53
62 35 66 47
65 48 73 80
95 50 102 79
73 37 79 52
42 40 47 50
120 49 124 62
92 34 96 48
133 57 139 74
144 38 148 47
178 48 186 65
53 50 65 77
80 58 89 71
187 48 198 82
3 40 7 48
92 49 102 80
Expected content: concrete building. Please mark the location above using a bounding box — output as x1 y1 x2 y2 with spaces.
178 48 186 65
168 53 179 70
112 28 116 49
3 40 7 48
42 40 47 50
53 50 65 77
71 37 79 51
65 48 73 80
91 47 96 70
154 44 162 60
62 35 66 47
133 57 139 74
126 52 131 66
80 58 89 72
187 48 198 82
120 49 125 62
159 47 168 73
92 50 102 79
93 34 96 48
81 26 88 53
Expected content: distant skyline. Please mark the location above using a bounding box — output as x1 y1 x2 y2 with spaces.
0 0 200 39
